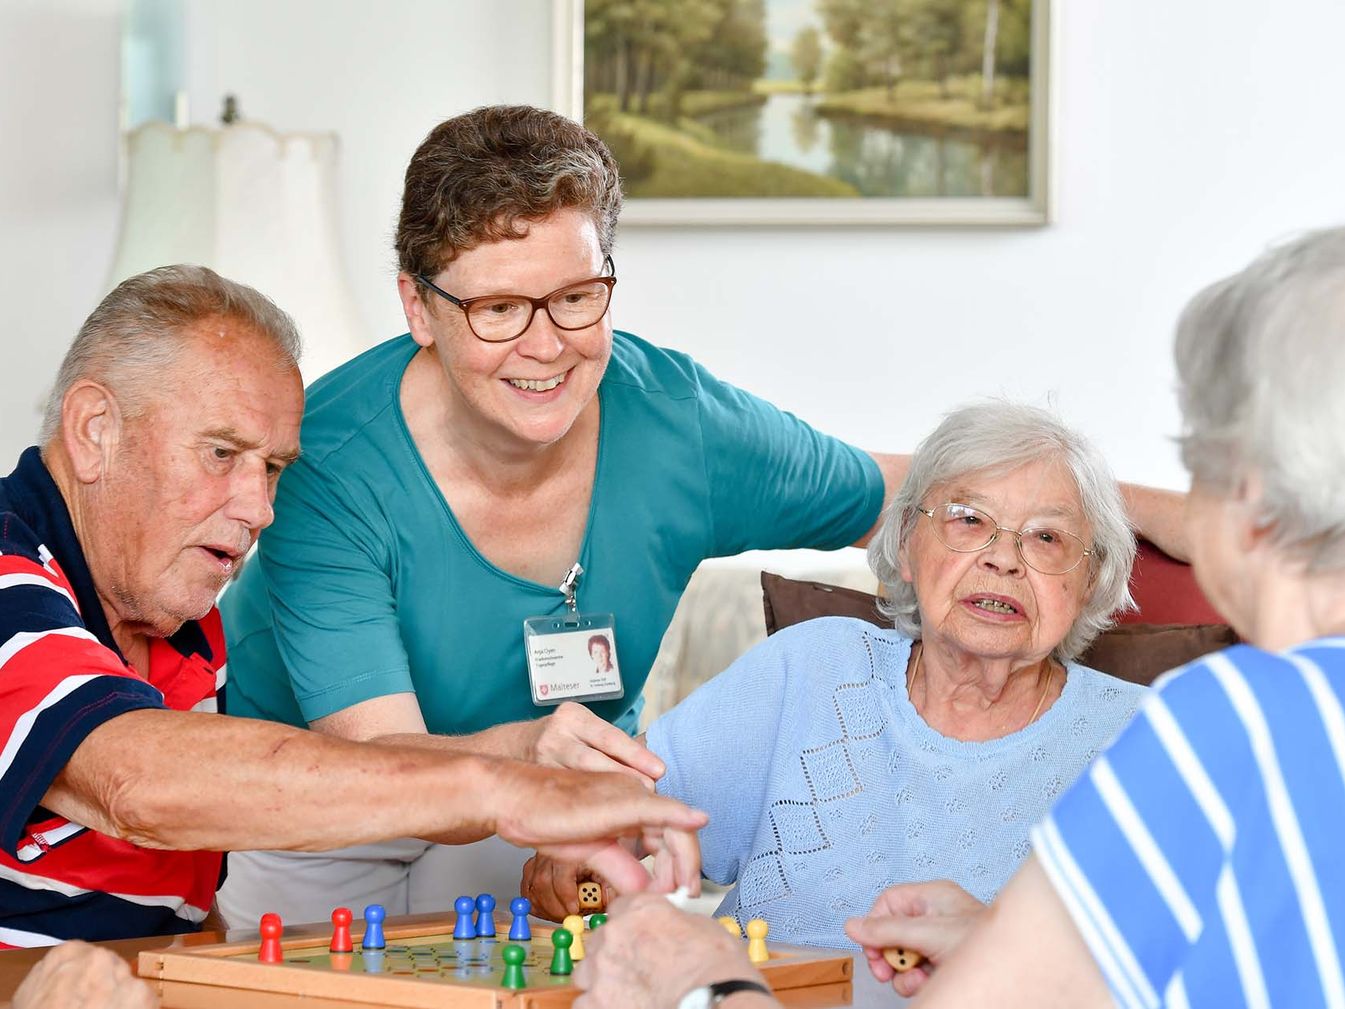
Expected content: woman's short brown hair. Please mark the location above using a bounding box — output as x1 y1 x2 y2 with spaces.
396 105 623 281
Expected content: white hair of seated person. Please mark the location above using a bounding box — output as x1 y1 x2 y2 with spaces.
868 401 1137 663
1174 226 1345 571
39 264 303 444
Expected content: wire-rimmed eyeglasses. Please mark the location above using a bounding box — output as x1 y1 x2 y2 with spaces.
917 502 1093 575
416 256 617 343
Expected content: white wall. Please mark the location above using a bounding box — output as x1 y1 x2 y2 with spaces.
4 0 1344 489
0 0 121 463
179 0 557 364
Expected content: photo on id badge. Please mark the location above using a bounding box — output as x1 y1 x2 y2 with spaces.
525 620 623 706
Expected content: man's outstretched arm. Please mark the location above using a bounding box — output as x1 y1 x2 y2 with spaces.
39 708 706 892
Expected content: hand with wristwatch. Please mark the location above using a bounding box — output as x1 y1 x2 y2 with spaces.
572 893 780 1009
675 978 775 1008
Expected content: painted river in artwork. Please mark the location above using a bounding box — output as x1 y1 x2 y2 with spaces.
694 92 1028 198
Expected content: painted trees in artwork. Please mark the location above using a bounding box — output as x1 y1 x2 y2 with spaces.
585 0 1031 123
816 0 1029 104
791 26 823 94
585 0 766 119
580 0 1035 199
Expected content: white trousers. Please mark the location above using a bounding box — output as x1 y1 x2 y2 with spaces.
216 835 529 930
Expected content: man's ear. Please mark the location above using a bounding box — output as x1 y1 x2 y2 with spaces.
397 273 437 350
60 380 124 484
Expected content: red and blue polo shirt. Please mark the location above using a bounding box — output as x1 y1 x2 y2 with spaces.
0 447 224 947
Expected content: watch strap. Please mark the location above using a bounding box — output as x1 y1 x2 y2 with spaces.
677 979 773 1009
707 979 772 1004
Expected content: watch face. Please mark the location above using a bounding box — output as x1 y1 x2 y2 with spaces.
675 987 713 1009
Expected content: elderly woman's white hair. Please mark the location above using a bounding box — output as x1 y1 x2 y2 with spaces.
868 402 1136 662
1175 227 1345 571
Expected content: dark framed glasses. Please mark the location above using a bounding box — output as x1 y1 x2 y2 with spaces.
917 502 1093 575
417 256 617 343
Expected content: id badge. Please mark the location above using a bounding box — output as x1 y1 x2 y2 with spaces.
523 612 624 706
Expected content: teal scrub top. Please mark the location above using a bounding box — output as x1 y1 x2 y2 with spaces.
221 332 884 735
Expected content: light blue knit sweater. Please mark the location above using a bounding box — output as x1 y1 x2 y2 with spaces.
647 616 1146 948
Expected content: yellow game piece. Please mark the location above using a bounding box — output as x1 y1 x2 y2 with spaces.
746 918 769 964
882 947 925 973
562 915 586 960
718 916 741 938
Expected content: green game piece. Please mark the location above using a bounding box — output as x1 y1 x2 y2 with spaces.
549 927 574 976
501 944 528 989
588 913 608 930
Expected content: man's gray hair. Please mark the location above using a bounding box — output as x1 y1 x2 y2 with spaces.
41 265 301 443
867 402 1137 663
1175 227 1345 571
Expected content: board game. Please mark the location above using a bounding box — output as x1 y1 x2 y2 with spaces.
139 913 854 1009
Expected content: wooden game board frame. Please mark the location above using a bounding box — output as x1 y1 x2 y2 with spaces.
139 916 853 1009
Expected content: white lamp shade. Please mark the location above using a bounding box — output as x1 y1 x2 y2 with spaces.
107 121 371 385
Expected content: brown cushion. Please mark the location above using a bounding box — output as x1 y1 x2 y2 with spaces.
1076 622 1239 686
761 571 886 634
760 571 1237 687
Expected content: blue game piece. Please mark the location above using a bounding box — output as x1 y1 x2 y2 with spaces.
475 893 497 938
508 896 532 941
453 895 477 939
361 903 386 950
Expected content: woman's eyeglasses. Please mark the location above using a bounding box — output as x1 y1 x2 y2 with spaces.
417 256 616 343
917 502 1092 575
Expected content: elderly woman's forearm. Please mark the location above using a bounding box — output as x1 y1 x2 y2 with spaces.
1120 483 1189 561
911 859 1111 1007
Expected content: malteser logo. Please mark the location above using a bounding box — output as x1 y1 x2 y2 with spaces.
539 683 549 697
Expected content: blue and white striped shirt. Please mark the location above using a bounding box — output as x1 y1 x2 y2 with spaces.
1034 639 1345 1009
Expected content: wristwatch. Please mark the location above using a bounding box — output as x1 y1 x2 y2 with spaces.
676 979 773 1009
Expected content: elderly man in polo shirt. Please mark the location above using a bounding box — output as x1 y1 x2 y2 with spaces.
0 265 703 953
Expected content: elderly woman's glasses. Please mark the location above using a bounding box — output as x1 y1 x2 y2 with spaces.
917 503 1093 575
416 256 617 343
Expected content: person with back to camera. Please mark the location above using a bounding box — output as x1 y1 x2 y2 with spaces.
218 104 1189 926
572 228 1345 1009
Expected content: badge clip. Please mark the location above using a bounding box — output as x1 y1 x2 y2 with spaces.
559 562 583 624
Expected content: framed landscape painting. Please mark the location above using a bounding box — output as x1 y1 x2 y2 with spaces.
552 0 1051 225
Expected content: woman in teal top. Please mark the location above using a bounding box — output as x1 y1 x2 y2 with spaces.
215 106 897 926
222 328 885 736
216 106 1183 927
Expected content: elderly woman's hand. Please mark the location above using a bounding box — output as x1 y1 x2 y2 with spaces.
844 880 987 999
13 941 157 1009
510 702 665 786
522 827 702 922
573 894 773 1009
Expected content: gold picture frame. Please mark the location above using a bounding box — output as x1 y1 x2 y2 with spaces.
552 0 1051 227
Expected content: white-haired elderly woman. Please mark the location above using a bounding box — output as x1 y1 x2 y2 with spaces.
596 401 1146 950
829 229 1345 1009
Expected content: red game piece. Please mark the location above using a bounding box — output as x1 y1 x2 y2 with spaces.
259 912 284 963
330 907 353 953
